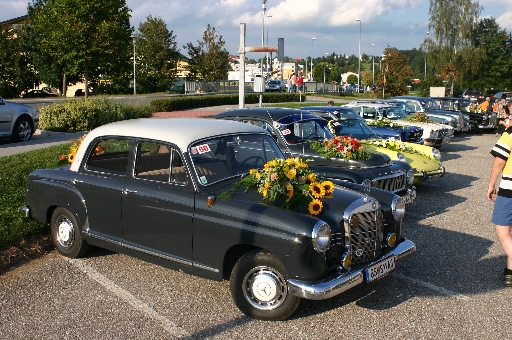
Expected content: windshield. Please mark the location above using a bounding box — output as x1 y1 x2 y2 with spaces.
377 107 408 119
189 134 284 185
331 108 361 120
330 119 377 139
277 118 334 144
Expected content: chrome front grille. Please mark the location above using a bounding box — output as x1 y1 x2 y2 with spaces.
372 172 406 193
350 209 384 264
439 128 451 137
408 129 423 141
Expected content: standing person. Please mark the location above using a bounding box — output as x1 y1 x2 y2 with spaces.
488 120 512 286
497 94 509 136
289 73 297 93
327 101 334 106
297 73 304 94
481 97 491 112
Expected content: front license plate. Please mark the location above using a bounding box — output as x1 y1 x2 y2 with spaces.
364 256 396 283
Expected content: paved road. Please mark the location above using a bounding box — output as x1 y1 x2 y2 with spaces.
1 131 511 339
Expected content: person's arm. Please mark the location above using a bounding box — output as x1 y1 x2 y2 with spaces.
488 157 506 201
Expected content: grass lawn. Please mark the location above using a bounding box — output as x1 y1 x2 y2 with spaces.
0 143 70 248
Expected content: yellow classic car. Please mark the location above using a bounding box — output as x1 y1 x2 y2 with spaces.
328 118 445 184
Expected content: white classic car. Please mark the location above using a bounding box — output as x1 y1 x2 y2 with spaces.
345 103 454 148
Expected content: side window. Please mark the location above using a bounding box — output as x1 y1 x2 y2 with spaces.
134 142 188 184
85 138 131 175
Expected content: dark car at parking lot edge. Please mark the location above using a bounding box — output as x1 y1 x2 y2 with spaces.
22 89 58 98
22 117 416 321
213 107 417 203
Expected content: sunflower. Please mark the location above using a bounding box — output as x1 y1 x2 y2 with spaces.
309 182 325 199
262 182 271 197
321 180 335 193
307 173 316 182
308 199 323 215
285 184 294 203
68 153 75 163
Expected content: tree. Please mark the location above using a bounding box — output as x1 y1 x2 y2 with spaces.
135 16 179 94
183 25 230 81
346 74 358 85
377 47 413 97
471 17 512 91
425 0 484 95
28 0 132 98
0 24 37 98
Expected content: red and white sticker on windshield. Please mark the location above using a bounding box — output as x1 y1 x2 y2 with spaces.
333 122 341 126
195 144 211 154
282 129 291 135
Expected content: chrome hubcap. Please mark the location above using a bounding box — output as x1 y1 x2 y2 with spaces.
243 266 287 310
18 121 31 141
57 217 74 249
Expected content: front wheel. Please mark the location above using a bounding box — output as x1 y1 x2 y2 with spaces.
230 250 300 321
51 207 90 258
11 116 33 142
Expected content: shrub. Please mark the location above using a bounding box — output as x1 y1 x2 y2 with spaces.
39 98 153 132
149 93 304 112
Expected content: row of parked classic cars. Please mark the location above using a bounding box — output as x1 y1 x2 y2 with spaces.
20 95 492 321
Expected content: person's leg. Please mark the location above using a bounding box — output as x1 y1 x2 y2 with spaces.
496 225 512 269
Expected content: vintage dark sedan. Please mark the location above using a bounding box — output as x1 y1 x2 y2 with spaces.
213 108 416 203
430 97 496 133
21 118 415 321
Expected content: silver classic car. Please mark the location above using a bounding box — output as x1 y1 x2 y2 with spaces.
22 118 415 320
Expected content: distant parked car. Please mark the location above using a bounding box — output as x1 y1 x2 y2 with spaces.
462 90 484 103
265 80 286 92
0 96 39 142
22 89 58 98
74 89 95 97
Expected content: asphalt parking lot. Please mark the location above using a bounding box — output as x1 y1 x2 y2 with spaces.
1 130 511 339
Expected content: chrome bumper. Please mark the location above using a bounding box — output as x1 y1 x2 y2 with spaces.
287 239 416 300
414 165 446 182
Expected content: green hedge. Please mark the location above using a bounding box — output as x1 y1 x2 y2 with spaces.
149 93 305 112
0 144 70 247
39 98 153 132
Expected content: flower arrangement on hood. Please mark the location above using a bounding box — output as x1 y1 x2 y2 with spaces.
310 136 372 162
362 137 437 161
366 117 406 128
219 157 334 215
464 103 485 113
403 112 434 123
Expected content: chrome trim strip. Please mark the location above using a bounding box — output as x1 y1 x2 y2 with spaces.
287 239 416 300
84 230 219 273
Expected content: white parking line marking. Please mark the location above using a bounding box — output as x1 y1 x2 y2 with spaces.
65 258 189 337
392 272 470 300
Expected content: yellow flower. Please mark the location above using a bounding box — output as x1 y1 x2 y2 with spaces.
307 173 316 182
286 158 295 166
68 152 75 163
262 182 271 197
255 172 261 179
308 199 323 215
285 168 297 180
321 181 335 193
310 182 325 198
249 169 258 175
285 184 294 203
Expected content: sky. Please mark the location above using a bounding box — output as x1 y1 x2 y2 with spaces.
1 0 511 59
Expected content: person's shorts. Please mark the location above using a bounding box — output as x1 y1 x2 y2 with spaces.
492 195 512 226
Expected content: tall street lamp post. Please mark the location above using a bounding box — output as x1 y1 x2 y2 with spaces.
130 34 137 95
311 37 316 81
425 31 429 81
261 0 266 78
356 18 361 92
267 15 272 76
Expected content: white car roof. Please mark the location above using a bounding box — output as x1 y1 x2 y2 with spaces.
70 118 266 171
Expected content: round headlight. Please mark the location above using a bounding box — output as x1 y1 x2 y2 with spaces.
396 152 406 161
312 221 332 253
391 196 406 222
406 169 415 185
432 148 441 161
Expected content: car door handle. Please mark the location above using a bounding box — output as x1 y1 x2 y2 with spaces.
71 179 83 184
122 189 137 194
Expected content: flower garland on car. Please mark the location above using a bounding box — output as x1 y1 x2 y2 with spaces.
310 136 372 162
464 103 485 113
403 112 434 123
365 117 406 128
219 157 335 215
